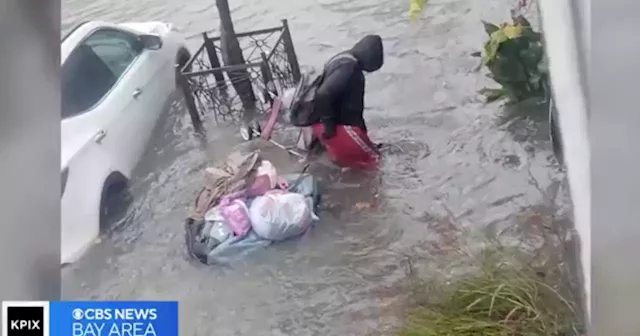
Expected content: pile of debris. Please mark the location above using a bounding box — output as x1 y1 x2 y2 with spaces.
184 150 322 265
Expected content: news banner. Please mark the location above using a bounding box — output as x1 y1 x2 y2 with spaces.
2 301 178 336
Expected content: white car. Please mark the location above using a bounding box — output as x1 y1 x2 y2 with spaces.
61 21 192 264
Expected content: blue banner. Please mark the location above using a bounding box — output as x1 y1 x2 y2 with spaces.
49 301 178 336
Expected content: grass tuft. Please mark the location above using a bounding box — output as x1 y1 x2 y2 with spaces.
395 258 581 336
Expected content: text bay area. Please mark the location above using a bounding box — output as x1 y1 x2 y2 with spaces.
72 322 156 336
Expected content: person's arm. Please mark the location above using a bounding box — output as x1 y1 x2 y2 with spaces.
315 63 355 138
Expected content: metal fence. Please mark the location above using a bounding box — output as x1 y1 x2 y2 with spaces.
177 19 301 131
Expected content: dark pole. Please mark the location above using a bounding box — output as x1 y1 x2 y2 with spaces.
281 19 301 82
177 69 203 133
202 32 228 93
260 52 275 105
216 0 258 125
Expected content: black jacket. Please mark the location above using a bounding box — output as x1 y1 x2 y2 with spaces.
314 35 384 135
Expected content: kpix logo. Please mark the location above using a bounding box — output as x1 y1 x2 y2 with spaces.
2 302 48 336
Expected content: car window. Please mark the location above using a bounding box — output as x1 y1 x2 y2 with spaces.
62 29 142 119
85 30 141 77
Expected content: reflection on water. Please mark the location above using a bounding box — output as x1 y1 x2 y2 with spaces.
62 0 574 334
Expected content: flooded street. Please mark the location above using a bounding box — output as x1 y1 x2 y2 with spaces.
61 0 574 334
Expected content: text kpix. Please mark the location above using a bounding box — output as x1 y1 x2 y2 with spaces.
10 320 40 331
2 302 47 336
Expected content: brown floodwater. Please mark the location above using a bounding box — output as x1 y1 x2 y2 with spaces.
61 0 576 334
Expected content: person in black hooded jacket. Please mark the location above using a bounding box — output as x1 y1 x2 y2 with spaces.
309 35 384 170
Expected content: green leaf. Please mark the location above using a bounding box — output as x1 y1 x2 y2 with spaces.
476 16 548 103
481 41 495 65
481 21 500 36
489 30 509 45
513 15 531 28
502 24 523 39
518 49 537 65
409 0 429 23
520 28 541 42
483 31 507 64
496 38 521 58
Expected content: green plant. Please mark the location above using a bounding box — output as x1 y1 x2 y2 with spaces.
409 0 429 23
476 15 548 103
395 260 581 336
407 0 548 104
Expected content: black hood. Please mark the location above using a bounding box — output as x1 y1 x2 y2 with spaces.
349 35 383 72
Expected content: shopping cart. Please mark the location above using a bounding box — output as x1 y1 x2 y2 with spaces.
239 73 317 159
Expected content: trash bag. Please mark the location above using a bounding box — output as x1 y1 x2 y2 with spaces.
187 205 269 265
249 191 319 241
185 217 271 265
280 173 322 212
204 207 234 243
218 199 251 238
184 168 323 265
207 230 271 264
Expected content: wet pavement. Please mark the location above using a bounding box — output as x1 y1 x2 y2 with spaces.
62 0 574 334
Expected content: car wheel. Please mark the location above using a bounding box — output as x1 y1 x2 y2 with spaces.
240 121 261 141
251 121 262 136
99 174 132 233
240 125 253 141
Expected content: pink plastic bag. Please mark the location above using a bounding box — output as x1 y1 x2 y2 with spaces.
220 160 288 204
245 160 288 197
247 174 274 197
218 199 251 237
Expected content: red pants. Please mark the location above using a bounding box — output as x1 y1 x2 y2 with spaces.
311 124 380 170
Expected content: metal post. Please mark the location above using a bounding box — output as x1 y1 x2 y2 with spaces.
202 32 228 92
260 52 275 105
280 19 301 82
177 67 203 133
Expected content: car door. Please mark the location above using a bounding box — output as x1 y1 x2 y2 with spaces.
62 27 151 177
95 28 174 153
132 31 176 139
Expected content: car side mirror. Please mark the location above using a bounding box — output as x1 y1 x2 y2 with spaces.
139 34 162 50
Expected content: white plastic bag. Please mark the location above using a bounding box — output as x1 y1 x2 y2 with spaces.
249 191 319 241
203 206 233 243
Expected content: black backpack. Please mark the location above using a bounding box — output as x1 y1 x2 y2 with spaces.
288 53 357 127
